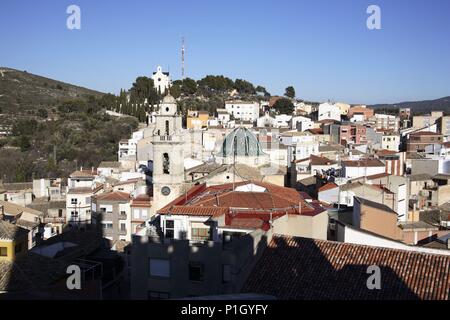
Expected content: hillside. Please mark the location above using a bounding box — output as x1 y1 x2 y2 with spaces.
370 96 450 114
0 67 138 183
0 67 104 116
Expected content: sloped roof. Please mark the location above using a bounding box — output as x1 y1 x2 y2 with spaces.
98 161 121 168
94 191 130 202
158 181 324 222
0 252 68 293
355 197 397 215
242 235 450 300
318 182 338 192
1 182 33 191
0 200 44 217
69 170 96 178
0 220 29 241
342 159 385 167
310 155 337 166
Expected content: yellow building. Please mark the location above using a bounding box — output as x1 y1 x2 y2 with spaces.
186 110 209 129
0 220 29 262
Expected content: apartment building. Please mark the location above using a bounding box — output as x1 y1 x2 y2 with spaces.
225 100 260 122
370 114 400 132
66 170 102 226
406 131 443 154
412 111 443 129
186 110 209 129
92 191 132 242
347 105 374 120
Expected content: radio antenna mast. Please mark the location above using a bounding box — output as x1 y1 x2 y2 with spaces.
181 36 185 79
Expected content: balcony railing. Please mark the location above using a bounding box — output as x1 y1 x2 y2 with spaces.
44 217 66 224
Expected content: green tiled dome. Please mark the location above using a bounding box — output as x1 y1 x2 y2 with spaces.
219 127 265 157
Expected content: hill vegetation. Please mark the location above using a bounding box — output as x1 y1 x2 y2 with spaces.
0 67 138 182
370 96 450 115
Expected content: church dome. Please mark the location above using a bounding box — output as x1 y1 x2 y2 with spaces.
219 127 265 157
162 94 176 104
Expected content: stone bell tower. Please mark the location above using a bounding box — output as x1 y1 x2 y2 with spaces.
151 94 185 213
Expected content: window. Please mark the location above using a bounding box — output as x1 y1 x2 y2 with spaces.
223 264 231 283
148 291 169 300
102 223 113 229
71 198 77 204
120 223 126 232
189 262 205 281
165 220 175 239
58 209 63 217
0 247 7 256
163 153 170 174
191 228 210 241
165 120 170 135
133 208 140 220
149 259 170 278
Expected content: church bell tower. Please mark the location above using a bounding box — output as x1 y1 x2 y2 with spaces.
152 94 185 213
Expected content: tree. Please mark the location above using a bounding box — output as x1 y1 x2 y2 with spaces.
37 108 48 119
170 84 182 99
197 75 234 92
285 86 296 99
234 79 255 94
181 78 197 95
273 98 294 114
17 135 31 151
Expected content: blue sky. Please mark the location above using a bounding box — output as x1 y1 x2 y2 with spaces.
1 0 449 104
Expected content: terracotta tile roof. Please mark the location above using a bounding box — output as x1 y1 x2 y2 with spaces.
318 182 338 192
98 161 121 168
159 206 228 217
0 252 68 293
226 218 266 230
0 200 44 217
0 220 29 240
306 128 323 134
410 131 442 136
131 194 152 208
94 191 130 202
365 172 390 180
69 170 96 178
342 159 385 167
242 235 450 300
310 154 337 166
67 187 94 194
376 149 398 156
158 181 324 221
1 182 33 191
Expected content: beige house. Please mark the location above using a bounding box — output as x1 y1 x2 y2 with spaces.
0 200 44 248
353 197 403 241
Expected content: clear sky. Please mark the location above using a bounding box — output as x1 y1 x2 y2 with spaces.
1 0 449 104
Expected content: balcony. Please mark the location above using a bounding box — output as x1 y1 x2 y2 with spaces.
44 217 66 224
154 135 183 143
